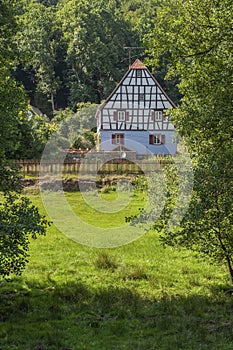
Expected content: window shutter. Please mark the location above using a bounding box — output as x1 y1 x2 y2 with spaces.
149 135 154 144
161 135 165 144
126 111 129 121
151 110 155 121
112 134 116 144
162 111 166 121
120 134 124 144
113 111 117 121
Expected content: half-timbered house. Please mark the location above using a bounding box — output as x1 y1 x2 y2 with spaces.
96 59 177 156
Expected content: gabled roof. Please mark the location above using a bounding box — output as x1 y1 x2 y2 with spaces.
98 59 176 111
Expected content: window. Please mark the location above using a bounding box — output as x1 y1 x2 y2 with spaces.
139 93 145 102
116 134 121 144
149 134 165 145
113 110 129 122
112 134 124 145
118 111 125 121
155 111 162 121
151 110 163 121
153 134 161 144
136 70 142 78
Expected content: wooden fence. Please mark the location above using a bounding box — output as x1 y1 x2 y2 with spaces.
13 159 166 176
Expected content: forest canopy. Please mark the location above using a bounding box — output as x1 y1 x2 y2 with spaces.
12 0 179 116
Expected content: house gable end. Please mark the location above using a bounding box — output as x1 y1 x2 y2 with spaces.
97 59 177 156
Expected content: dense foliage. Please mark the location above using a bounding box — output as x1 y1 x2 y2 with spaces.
0 0 48 277
145 0 233 282
14 0 137 114
12 0 180 116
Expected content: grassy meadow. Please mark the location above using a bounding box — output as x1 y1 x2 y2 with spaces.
0 188 232 350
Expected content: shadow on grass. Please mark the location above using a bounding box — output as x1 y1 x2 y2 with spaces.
0 279 232 350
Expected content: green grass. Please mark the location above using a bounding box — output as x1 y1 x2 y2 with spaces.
64 189 146 228
0 190 232 350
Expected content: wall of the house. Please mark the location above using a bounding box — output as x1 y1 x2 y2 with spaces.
100 130 177 155
100 108 174 132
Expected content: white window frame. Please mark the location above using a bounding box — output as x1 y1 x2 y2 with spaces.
155 111 163 121
118 110 125 122
116 134 121 144
153 134 161 144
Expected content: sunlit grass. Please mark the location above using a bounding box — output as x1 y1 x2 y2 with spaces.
0 190 232 350
64 190 146 228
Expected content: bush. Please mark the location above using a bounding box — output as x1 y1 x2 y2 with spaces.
0 194 48 277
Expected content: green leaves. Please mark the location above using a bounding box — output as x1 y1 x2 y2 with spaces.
0 1 28 158
53 102 98 150
0 194 48 277
145 0 233 282
14 0 141 112
0 0 49 278
17 1 63 114
57 0 139 106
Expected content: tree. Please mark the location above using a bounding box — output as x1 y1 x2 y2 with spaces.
17 0 64 115
120 0 181 104
5 111 56 160
145 0 233 282
53 102 98 150
0 0 48 277
57 0 140 107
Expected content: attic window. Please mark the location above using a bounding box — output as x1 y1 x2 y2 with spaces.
139 94 145 102
136 70 142 78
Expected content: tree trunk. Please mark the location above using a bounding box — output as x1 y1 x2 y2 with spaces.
216 226 233 284
226 256 233 284
51 92 55 112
